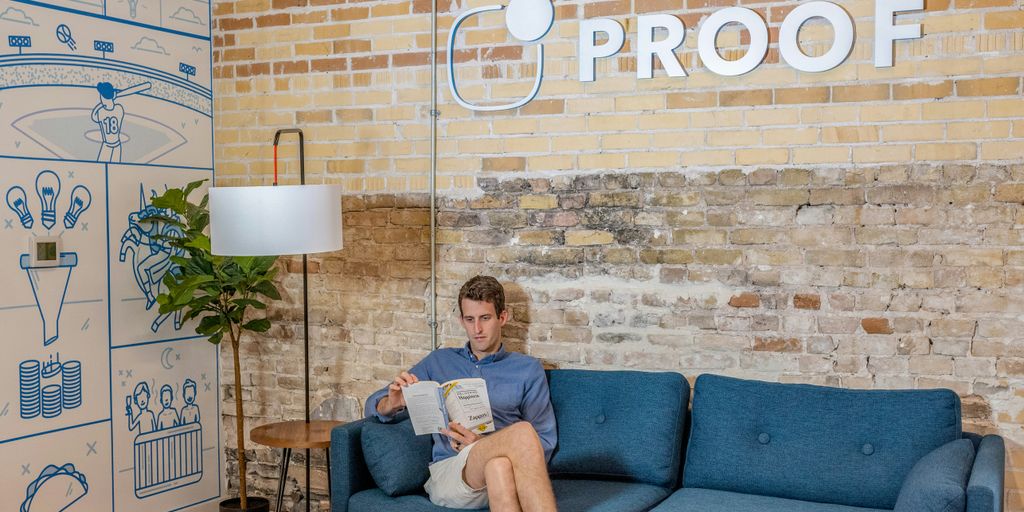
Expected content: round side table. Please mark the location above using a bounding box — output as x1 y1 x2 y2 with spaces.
250 420 344 512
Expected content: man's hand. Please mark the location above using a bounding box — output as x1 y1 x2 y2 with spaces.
443 421 482 453
376 371 419 416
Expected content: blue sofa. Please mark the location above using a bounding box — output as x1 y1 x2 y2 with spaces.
330 370 1004 512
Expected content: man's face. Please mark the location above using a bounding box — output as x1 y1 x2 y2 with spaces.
184 387 195 404
161 391 172 408
459 298 507 357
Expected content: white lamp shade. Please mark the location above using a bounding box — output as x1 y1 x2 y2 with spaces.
209 184 343 256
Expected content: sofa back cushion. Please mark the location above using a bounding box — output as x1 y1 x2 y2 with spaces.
683 374 962 510
361 418 432 497
547 369 688 488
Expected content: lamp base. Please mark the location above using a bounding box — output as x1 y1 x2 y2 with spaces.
219 497 270 512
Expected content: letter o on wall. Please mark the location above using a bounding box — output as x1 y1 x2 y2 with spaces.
779 1 855 72
697 7 768 76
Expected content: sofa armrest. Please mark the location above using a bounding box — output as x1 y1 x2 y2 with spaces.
330 418 376 512
966 435 1005 512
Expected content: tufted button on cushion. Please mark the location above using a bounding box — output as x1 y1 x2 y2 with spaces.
758 433 771 445
595 414 606 424
862 443 875 456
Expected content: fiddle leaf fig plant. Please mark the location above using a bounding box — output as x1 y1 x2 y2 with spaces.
144 179 279 509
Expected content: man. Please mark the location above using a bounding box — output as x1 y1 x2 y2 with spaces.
365 276 558 511
180 379 201 424
91 82 125 163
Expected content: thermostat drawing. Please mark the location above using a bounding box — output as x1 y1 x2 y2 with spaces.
30 236 62 268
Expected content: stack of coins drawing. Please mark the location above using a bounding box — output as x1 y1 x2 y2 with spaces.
62 360 82 409
19 360 41 419
41 357 62 419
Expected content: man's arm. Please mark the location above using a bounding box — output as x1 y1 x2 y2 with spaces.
364 359 431 423
520 361 557 463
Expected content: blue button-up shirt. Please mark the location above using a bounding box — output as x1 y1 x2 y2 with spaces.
365 343 557 465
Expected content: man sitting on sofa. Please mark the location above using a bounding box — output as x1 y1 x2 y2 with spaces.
365 275 558 511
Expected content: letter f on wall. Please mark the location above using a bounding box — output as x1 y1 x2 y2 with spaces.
447 0 555 111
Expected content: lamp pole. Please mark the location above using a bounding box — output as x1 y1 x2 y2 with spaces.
272 128 311 512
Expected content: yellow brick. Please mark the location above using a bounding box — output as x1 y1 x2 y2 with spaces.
922 13 982 33
682 150 734 166
492 118 538 135
629 152 681 167
984 55 1024 74
917 58 982 78
988 99 1024 118
737 148 790 165
883 123 946 142
763 128 819 145
551 135 600 151
580 153 627 169
981 141 1024 160
745 108 801 127
504 137 551 153
861 104 922 122
922 101 986 120
792 147 850 164
615 94 666 111
519 195 559 209
638 113 691 130
916 143 977 161
527 155 575 170
801 106 859 123
603 133 651 150
587 115 639 131
651 132 705 148
822 126 879 143
566 230 615 246
707 130 761 147
539 117 588 133
852 145 913 163
948 121 1011 140
567 97 616 114
691 110 744 128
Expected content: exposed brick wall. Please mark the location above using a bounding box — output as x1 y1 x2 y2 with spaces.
212 0 1024 509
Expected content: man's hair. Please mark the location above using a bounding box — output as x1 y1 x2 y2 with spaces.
97 82 116 100
458 275 505 316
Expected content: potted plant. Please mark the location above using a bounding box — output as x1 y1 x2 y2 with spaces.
147 180 278 512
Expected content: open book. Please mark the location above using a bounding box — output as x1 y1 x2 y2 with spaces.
401 378 495 436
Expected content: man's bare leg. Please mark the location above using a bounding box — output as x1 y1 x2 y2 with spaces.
463 422 556 512
482 457 522 512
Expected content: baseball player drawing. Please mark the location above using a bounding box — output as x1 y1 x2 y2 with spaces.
91 81 151 162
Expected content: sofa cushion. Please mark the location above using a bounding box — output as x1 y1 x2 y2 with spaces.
547 370 688 488
683 374 962 510
651 488 891 512
360 419 433 497
894 438 975 512
349 480 670 512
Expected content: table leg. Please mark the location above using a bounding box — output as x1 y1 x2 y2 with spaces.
305 448 311 512
326 449 332 504
277 448 291 512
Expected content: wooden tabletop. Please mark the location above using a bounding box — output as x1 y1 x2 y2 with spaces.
250 420 345 449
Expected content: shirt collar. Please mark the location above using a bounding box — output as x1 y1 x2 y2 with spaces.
460 342 508 364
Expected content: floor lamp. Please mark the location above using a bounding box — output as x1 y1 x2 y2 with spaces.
209 129 342 511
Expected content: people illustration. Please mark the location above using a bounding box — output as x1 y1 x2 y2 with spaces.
126 382 156 434
91 82 125 163
119 186 185 332
157 384 180 429
180 379 200 424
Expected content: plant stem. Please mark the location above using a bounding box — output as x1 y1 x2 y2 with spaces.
231 323 248 509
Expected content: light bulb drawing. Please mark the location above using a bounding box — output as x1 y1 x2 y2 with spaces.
447 0 555 111
63 185 92 229
6 186 34 229
35 170 61 230
127 0 141 18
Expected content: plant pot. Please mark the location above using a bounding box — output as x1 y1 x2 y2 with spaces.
219 497 270 512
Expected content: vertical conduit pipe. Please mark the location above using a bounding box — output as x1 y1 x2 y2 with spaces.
429 0 439 351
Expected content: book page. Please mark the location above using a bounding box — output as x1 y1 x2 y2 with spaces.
401 381 448 435
442 378 495 434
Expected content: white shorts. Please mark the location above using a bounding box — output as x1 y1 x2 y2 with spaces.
423 444 488 509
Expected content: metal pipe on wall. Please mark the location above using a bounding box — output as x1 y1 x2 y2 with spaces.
429 0 439 351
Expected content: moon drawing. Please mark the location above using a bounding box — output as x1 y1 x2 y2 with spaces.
160 348 175 370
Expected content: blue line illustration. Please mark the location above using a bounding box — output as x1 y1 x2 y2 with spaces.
11 0 212 41
130 37 166 55
20 462 89 511
8 35 32 54
6 185 35 228
55 23 76 51
35 169 60 229
91 81 151 163
19 352 84 419
63 185 92 229
118 185 183 332
1 7 38 25
93 39 112 58
125 377 203 498
20 252 78 346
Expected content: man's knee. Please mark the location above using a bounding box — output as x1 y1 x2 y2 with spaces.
504 422 543 455
484 456 514 481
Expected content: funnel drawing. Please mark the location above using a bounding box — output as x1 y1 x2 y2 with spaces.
20 253 77 346
118 186 184 333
